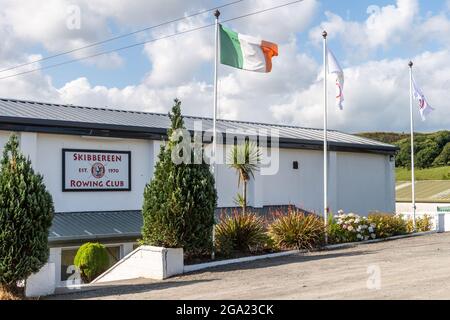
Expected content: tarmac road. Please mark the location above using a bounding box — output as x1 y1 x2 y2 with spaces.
49 232 450 300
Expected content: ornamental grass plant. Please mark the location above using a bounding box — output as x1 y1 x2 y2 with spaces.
269 208 325 250
214 211 270 257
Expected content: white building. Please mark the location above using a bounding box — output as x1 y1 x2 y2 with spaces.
0 98 397 286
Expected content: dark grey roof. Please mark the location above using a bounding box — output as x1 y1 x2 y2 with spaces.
0 98 397 154
49 210 142 245
48 206 311 245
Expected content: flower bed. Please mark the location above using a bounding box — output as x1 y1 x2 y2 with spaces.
328 211 377 243
185 208 434 264
328 210 433 244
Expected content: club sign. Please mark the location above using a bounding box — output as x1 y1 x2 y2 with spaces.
62 149 131 191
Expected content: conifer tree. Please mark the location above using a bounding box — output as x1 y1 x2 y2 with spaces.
142 99 217 256
0 134 54 294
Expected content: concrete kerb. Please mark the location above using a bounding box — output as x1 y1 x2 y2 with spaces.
185 231 437 273
183 250 300 274
323 230 436 250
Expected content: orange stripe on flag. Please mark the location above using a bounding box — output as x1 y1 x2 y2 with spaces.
261 40 278 72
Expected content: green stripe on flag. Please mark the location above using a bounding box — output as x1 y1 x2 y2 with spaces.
219 25 243 69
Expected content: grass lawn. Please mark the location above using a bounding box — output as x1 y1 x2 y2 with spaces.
396 166 450 181
396 180 450 203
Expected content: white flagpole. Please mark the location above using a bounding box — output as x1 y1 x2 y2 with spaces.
211 9 220 260
408 61 416 230
322 30 329 244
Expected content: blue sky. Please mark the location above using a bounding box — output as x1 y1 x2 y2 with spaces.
40 0 448 87
0 0 449 132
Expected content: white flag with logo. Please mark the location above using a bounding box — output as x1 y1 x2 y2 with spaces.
412 76 434 121
327 48 344 110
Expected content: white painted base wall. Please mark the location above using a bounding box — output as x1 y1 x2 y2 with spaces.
25 263 56 298
400 211 450 233
437 213 450 232
396 202 443 213
92 246 184 283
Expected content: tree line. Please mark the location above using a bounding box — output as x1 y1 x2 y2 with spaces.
357 131 450 169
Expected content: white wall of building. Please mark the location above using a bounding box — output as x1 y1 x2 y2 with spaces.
1 131 154 212
215 145 395 215
0 130 395 215
36 133 155 212
0 130 11 153
336 152 395 215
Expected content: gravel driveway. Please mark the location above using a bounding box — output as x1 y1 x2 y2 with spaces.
49 232 450 300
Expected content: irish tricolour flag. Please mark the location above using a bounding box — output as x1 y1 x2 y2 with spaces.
220 25 278 73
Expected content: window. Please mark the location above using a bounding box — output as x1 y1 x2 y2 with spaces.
60 245 122 282
61 249 78 281
105 246 121 266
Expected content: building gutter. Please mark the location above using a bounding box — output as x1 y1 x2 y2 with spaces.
0 117 398 155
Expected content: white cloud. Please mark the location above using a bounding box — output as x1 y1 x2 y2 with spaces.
86 0 208 27
1 1 106 49
0 0 124 69
0 55 60 102
217 39 318 121
143 15 213 87
58 77 213 117
270 50 450 132
226 0 319 43
0 0 449 134
309 0 419 58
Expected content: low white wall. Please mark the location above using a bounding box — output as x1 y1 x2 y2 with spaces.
25 263 56 297
93 246 183 283
437 213 450 232
396 202 442 213
400 211 450 233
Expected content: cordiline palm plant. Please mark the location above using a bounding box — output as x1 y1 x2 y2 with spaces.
227 141 261 213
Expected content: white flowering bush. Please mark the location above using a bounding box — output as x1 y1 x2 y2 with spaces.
328 210 376 243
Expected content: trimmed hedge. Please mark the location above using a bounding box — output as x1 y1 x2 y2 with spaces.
74 242 110 283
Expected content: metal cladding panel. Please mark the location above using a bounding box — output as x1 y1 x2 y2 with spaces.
49 210 143 242
0 98 397 152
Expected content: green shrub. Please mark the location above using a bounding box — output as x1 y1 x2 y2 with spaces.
215 212 269 256
74 243 110 283
368 213 407 238
0 135 54 295
142 99 217 257
269 209 325 250
394 131 450 169
406 215 433 233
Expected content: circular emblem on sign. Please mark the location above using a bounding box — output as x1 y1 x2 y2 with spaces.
91 162 105 179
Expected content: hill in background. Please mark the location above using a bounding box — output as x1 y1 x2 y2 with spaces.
357 131 450 170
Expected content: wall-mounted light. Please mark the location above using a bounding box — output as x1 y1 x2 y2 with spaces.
293 161 299 170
